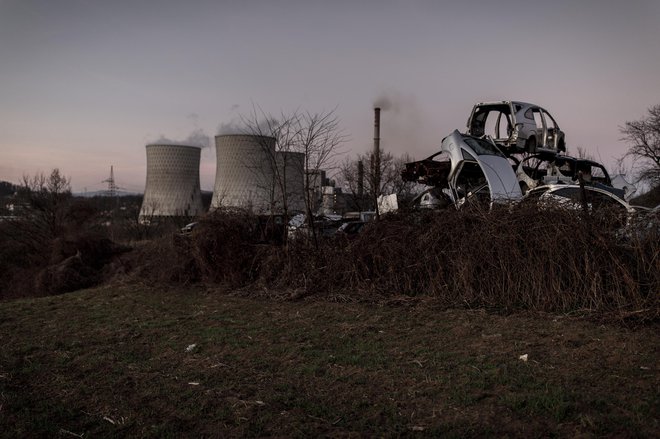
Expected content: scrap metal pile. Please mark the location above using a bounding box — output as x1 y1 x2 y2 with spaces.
401 100 636 212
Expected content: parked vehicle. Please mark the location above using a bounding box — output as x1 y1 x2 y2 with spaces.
467 101 566 154
180 222 198 235
335 221 367 238
525 184 657 234
287 214 343 240
402 130 522 209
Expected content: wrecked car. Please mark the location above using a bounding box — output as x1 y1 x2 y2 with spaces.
335 220 368 238
513 153 618 195
402 130 522 209
288 213 343 239
522 183 639 228
467 101 566 154
523 184 632 213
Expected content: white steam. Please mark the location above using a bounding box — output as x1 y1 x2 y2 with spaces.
152 128 210 148
217 117 280 136
217 120 245 135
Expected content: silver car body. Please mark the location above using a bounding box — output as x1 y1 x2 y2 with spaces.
467 101 566 154
524 184 633 213
401 131 523 209
441 130 522 205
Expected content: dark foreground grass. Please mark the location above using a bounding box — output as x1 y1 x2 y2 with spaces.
1 284 658 438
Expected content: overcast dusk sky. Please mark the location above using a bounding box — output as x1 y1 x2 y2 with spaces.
2 0 659 192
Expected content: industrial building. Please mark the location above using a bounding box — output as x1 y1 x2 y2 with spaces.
139 144 204 221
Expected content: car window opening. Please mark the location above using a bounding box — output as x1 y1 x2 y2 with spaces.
462 136 505 157
455 162 490 204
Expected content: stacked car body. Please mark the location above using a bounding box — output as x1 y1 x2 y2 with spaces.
466 101 566 154
401 100 644 219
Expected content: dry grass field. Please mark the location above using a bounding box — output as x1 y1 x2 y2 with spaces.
1 284 657 437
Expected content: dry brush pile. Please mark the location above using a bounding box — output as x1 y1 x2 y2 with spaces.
0 202 129 300
5 197 655 321
129 206 659 320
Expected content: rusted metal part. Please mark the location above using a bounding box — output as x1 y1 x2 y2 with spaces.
401 156 451 187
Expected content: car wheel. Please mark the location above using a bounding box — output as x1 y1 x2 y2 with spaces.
525 136 537 153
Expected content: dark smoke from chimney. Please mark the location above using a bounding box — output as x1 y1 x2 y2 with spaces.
372 90 430 161
374 96 393 111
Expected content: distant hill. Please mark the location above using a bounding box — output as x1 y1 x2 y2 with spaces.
75 190 142 198
2 181 144 199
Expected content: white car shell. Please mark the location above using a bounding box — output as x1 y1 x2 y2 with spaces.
467 101 566 154
525 184 633 213
441 130 522 205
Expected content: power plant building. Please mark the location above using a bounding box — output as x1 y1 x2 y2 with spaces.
212 134 305 214
139 144 204 220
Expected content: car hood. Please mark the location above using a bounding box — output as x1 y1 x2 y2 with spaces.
441 130 522 203
478 155 522 201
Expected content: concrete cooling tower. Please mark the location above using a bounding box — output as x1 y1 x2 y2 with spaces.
212 134 276 213
139 144 204 220
212 135 306 214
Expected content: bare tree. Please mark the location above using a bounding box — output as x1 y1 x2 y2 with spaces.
575 146 595 161
387 153 419 206
619 104 660 186
296 111 346 228
339 152 418 211
19 168 72 234
338 156 369 211
238 107 347 245
235 108 285 216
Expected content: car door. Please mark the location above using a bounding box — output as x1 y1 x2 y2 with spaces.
467 103 515 146
531 108 547 149
542 110 558 150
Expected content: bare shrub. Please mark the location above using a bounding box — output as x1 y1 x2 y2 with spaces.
124 234 199 285
117 205 659 320
189 209 266 286
35 252 98 296
0 197 129 299
251 206 659 319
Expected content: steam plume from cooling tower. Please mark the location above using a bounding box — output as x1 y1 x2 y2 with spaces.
152 128 211 149
217 117 280 136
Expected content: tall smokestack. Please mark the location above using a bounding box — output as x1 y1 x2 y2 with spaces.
373 107 381 218
374 107 381 162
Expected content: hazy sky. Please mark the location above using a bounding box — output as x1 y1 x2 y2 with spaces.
2 0 659 192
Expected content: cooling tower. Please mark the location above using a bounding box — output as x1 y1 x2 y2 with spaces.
212 134 276 213
275 151 305 214
139 144 204 220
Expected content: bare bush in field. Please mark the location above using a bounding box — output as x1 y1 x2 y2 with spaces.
128 205 659 321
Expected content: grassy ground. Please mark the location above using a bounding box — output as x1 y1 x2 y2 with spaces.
0 284 657 438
